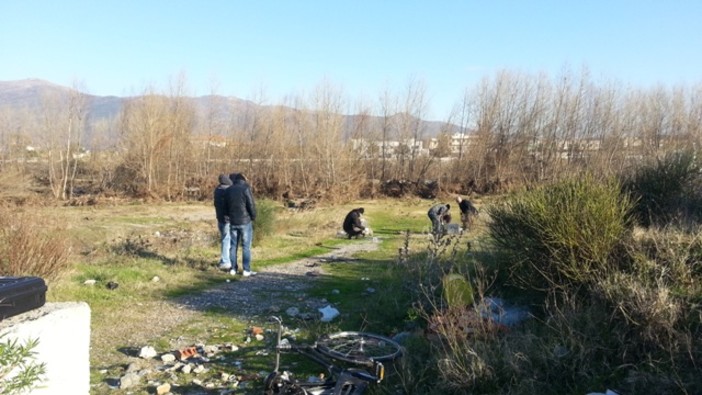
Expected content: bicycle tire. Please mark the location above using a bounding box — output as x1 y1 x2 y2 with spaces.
315 331 402 365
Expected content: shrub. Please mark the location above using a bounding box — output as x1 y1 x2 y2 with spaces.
623 150 702 227
0 208 72 279
0 169 32 204
0 336 46 395
253 199 277 247
487 176 634 293
442 273 474 308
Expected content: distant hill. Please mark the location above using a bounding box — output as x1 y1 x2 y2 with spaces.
0 79 123 120
0 79 449 146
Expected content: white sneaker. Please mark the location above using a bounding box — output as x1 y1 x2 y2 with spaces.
218 263 232 271
229 269 238 276
242 271 257 277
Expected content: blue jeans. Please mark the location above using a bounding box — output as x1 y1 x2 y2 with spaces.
218 221 232 265
230 222 253 272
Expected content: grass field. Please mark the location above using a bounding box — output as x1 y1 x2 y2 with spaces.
41 197 461 393
14 183 702 394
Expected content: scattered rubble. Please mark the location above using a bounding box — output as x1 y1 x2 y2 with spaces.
104 239 381 393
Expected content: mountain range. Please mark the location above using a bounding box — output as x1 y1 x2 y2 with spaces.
0 79 448 146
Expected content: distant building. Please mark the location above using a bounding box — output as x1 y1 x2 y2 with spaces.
190 135 228 148
351 138 423 158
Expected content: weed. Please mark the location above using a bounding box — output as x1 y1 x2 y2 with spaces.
0 336 46 395
623 149 702 227
0 207 72 279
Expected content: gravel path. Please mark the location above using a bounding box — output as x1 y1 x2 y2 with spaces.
175 238 380 321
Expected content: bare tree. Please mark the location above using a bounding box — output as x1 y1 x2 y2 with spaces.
396 77 428 180
377 86 397 182
118 78 196 198
39 82 88 200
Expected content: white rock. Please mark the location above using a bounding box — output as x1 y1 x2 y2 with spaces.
161 353 176 362
83 279 97 285
156 382 171 395
138 346 158 359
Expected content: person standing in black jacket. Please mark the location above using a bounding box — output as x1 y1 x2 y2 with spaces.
214 174 232 270
225 173 257 276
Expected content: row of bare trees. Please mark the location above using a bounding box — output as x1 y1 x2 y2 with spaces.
1 69 701 203
439 70 702 192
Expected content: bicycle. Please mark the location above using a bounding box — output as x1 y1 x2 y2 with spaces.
263 316 403 395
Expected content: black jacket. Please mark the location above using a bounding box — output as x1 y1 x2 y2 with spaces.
213 184 230 223
343 209 365 234
224 179 256 225
458 200 478 216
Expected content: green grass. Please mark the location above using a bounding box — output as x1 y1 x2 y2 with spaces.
40 198 463 394
45 190 702 395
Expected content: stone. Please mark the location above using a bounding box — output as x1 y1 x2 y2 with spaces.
119 372 141 389
139 346 158 359
156 382 171 395
161 353 176 362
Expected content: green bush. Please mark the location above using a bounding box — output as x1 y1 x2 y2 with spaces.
623 150 702 227
442 273 474 308
252 199 277 247
487 176 634 292
0 336 45 395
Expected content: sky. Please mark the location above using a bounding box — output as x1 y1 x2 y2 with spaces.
1 1 701 121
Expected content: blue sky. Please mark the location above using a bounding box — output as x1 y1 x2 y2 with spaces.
1 1 701 120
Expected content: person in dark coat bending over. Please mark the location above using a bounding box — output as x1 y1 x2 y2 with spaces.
455 195 478 231
343 207 366 239
427 203 451 238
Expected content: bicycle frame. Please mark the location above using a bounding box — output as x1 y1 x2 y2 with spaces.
265 316 391 395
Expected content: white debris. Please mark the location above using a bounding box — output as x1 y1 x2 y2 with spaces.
138 346 158 359
319 305 340 322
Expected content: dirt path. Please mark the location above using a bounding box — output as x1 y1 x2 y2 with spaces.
175 238 380 321
93 238 380 367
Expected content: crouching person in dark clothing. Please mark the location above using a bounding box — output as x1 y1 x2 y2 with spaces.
343 208 366 239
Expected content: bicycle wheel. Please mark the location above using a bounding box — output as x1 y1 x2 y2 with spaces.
315 331 402 365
